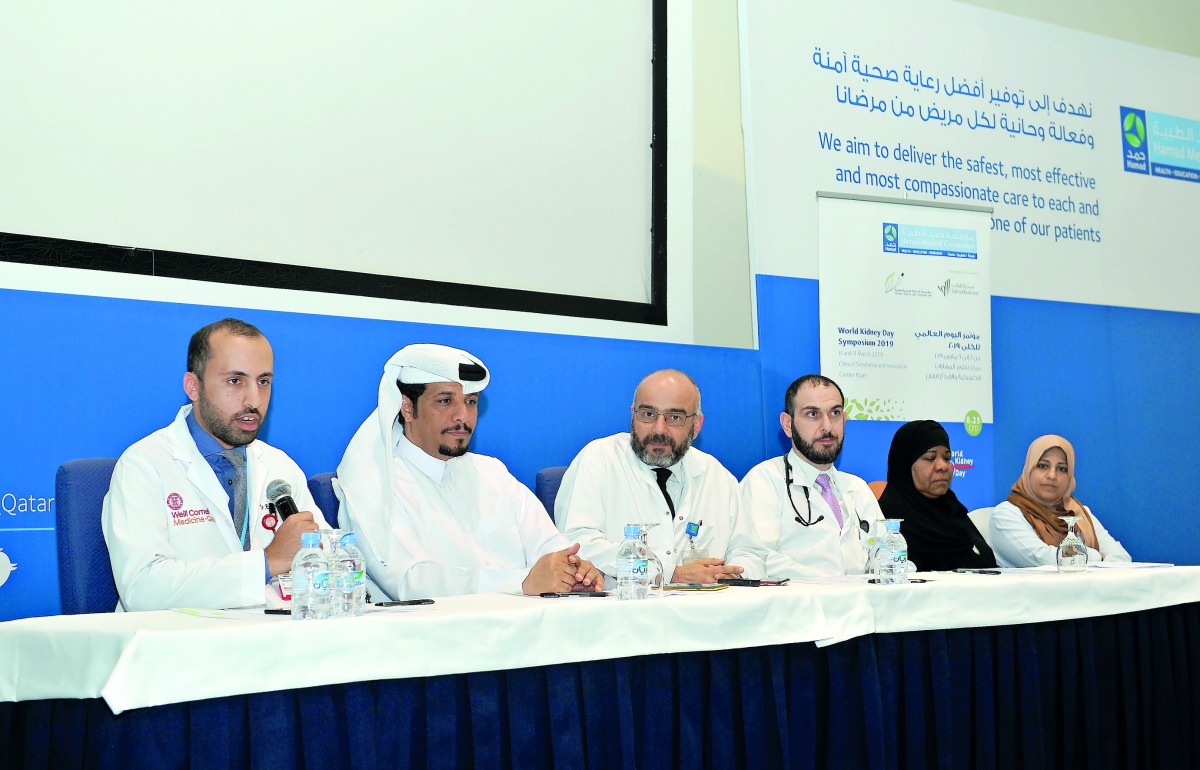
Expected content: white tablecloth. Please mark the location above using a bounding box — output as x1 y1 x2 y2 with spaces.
2 565 1197 714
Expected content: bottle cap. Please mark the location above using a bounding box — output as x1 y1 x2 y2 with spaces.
301 531 321 547
885 519 902 533
624 524 640 538
340 532 357 545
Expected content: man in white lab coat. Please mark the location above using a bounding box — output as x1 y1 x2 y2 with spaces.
335 343 602 601
555 369 753 583
102 318 326 611
730 374 885 578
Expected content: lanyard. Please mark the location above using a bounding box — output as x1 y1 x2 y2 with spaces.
236 453 251 549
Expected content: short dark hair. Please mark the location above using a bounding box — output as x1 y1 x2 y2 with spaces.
187 318 264 378
783 374 845 416
396 381 427 425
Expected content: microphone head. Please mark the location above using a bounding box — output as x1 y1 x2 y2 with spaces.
265 479 294 503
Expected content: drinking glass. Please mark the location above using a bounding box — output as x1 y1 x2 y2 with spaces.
318 528 343 555
636 524 666 590
1056 515 1088 573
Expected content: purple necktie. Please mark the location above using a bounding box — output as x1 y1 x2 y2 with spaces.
814 473 844 529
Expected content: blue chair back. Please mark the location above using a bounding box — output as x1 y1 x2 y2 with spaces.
534 466 568 522
307 472 339 529
55 458 120 614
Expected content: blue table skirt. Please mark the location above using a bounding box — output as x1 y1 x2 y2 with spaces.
4 602 1198 769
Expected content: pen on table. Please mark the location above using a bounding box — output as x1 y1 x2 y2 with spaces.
264 608 291 615
374 599 435 607
953 568 1002 575
538 592 609 598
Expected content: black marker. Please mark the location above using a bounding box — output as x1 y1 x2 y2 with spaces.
954 568 1002 575
263 608 291 615
374 599 435 607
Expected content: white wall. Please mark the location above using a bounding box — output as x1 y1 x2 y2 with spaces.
689 0 1200 348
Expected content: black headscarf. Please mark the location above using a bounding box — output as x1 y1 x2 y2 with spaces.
878 420 996 571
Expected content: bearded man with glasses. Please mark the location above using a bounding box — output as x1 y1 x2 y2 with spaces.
555 369 757 584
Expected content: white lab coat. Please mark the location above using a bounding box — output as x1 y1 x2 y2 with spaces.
731 450 885 579
102 405 326 611
989 500 1132 567
554 433 752 580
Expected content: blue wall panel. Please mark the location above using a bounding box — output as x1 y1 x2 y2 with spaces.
993 296 1200 565
4 278 1197 620
0 288 765 620
756 274 1199 566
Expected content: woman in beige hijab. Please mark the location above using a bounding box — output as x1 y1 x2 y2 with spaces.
989 435 1131 567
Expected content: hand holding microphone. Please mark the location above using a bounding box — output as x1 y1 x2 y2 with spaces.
266 479 301 520
264 479 318 577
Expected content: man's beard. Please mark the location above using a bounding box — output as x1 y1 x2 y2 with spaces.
196 390 260 447
630 423 695 468
438 423 472 458
791 426 843 466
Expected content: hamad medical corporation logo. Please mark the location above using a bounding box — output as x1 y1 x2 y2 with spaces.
1124 111 1146 148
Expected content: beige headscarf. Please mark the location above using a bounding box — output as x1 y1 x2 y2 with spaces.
1006 434 1098 549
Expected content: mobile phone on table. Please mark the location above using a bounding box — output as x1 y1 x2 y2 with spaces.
717 578 761 587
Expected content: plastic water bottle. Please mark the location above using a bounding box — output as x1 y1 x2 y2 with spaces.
616 525 650 601
875 519 909 585
291 531 331 620
334 532 367 617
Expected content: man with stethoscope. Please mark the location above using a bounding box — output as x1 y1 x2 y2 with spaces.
102 318 328 611
729 374 885 578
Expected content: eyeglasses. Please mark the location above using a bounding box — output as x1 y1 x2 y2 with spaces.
633 407 697 427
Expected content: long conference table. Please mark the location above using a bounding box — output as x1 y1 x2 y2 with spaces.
3 566 1200 769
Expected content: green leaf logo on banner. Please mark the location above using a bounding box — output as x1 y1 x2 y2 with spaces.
1123 112 1145 148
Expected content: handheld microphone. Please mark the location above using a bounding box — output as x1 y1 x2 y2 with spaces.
265 479 301 520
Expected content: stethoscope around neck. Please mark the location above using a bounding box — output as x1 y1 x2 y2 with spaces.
784 455 823 527
784 455 868 533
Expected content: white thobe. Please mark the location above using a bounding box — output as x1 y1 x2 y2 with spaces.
341 430 568 600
